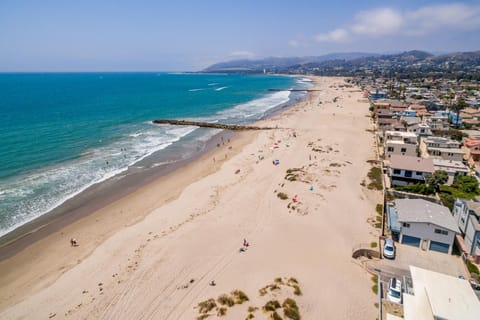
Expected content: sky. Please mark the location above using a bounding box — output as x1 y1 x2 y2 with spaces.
0 0 479 71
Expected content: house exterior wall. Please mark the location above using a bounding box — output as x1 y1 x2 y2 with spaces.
452 199 469 234
390 168 428 186
400 222 455 254
464 220 480 257
385 142 418 158
427 149 464 162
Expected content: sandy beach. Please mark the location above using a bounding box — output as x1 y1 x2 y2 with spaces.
0 76 380 319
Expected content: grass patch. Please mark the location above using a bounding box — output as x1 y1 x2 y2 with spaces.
271 311 283 320
467 260 480 275
329 162 342 167
370 242 378 248
376 204 383 216
287 277 298 285
282 298 300 320
263 300 281 312
259 287 267 296
246 313 255 320
198 298 217 314
292 284 302 296
277 192 289 200
217 307 227 317
232 290 249 304
217 294 234 307
375 222 382 229
274 277 284 284
371 275 378 295
197 315 210 320
367 167 383 190
248 306 258 313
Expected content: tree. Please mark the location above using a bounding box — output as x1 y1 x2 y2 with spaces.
451 97 468 128
454 175 479 194
425 170 449 192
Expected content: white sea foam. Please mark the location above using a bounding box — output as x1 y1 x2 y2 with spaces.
0 124 196 237
208 83 218 86
188 88 205 92
215 86 228 91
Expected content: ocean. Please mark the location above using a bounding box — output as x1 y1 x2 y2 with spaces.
0 73 310 237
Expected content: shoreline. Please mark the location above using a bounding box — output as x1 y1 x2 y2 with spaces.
0 76 379 319
0 83 306 259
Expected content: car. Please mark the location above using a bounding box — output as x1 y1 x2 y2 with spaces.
383 238 396 259
387 278 402 304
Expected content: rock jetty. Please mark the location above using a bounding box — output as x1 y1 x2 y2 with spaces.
152 119 276 131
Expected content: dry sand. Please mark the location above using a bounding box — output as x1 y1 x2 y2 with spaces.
0 76 380 320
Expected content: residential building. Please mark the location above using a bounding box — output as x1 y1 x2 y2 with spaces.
426 112 450 131
388 155 434 187
452 199 480 262
464 136 480 162
384 131 418 159
402 266 480 320
422 136 465 162
432 158 469 185
390 199 459 253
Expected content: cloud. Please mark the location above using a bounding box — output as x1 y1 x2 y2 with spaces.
315 28 349 43
229 51 255 59
351 8 403 36
314 2 480 43
288 40 299 47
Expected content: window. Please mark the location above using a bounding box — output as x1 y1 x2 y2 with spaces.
387 147 394 152
393 169 401 175
401 148 407 153
402 223 410 228
434 228 448 235
415 171 423 176
405 170 412 177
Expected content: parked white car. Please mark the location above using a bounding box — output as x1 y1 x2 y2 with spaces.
383 238 396 259
387 278 402 304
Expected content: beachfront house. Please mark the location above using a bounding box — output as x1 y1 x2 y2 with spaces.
426 111 450 131
389 199 459 253
432 158 469 185
452 199 480 263
401 266 480 320
388 155 434 187
421 136 465 162
384 131 418 159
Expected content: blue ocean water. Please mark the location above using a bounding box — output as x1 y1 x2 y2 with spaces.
0 73 310 236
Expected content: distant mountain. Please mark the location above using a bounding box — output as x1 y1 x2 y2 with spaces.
203 52 381 73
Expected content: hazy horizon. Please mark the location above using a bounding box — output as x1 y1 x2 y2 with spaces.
1 0 479 72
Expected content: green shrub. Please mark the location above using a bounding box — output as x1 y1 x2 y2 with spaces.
231 290 249 304
198 298 217 314
263 300 281 312
277 192 289 200
394 183 435 195
376 204 383 216
217 307 227 317
282 298 300 320
367 167 383 190
271 311 283 320
467 260 480 275
217 294 234 307
292 284 302 296
370 242 378 248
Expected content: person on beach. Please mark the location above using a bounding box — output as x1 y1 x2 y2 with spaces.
70 238 78 247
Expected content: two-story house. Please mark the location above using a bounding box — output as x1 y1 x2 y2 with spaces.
384 131 418 159
389 155 434 186
421 136 465 162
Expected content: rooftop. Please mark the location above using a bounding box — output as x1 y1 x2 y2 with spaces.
390 155 434 173
403 266 480 320
395 199 459 232
432 159 469 172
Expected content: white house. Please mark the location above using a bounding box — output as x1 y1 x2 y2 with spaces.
394 199 459 254
384 131 418 159
389 155 434 187
452 199 480 262
402 266 480 320
422 136 465 162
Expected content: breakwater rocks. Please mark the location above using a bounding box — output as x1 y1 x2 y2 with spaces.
152 119 276 131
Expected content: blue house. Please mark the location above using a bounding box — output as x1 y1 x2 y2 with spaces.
448 112 463 126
